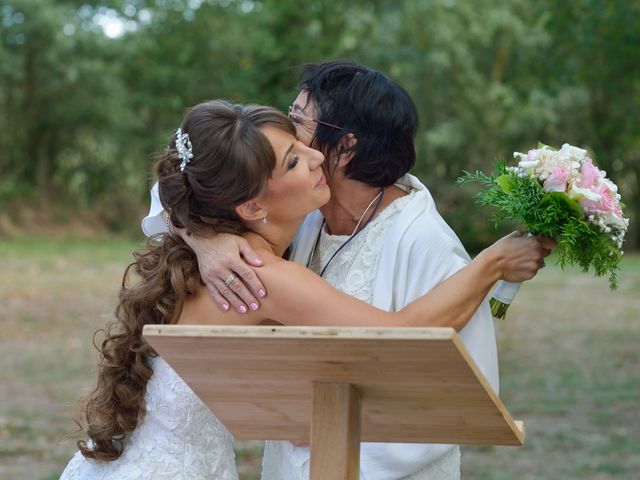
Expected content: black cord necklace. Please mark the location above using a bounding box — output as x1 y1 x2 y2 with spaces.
313 186 386 278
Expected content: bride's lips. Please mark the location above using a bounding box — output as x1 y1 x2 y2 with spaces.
315 171 327 188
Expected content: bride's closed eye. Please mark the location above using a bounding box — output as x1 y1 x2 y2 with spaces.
287 154 299 170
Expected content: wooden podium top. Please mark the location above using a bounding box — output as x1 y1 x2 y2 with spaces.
143 325 524 446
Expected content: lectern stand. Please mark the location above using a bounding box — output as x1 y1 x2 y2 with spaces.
143 325 524 480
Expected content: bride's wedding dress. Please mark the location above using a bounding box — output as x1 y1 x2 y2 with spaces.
60 356 239 480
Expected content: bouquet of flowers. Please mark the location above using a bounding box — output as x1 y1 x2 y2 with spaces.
458 143 629 319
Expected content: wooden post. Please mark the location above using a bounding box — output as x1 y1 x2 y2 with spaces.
310 383 361 480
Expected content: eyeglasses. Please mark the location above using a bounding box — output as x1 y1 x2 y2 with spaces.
288 105 343 131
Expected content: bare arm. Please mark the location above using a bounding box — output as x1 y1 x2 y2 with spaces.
254 231 554 330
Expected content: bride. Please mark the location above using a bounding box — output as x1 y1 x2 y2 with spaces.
61 100 553 479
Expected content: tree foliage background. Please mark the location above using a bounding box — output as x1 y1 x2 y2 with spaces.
1 0 638 250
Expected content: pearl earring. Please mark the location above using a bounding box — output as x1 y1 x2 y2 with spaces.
261 216 268 224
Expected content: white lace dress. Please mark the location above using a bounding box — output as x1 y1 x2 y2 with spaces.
60 356 239 480
262 189 460 480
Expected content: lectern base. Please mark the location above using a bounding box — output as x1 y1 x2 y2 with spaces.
310 383 361 480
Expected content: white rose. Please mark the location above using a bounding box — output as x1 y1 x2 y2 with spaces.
603 211 628 228
559 143 587 162
569 184 601 202
601 177 618 192
519 160 539 169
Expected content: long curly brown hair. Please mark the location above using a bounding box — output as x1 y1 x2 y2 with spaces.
75 236 199 460
75 100 295 461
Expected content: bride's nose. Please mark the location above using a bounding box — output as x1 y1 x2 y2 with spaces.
309 147 325 170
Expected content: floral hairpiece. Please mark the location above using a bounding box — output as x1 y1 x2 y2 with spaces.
175 128 193 171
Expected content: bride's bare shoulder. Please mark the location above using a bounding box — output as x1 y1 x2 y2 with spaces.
243 234 293 269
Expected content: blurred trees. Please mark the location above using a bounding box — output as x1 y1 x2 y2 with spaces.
1 0 638 248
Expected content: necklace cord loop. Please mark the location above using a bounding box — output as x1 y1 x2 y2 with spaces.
316 186 386 278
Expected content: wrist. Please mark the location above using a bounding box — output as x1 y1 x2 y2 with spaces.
474 247 504 284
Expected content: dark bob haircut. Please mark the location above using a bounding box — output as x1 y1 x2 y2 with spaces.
299 61 418 187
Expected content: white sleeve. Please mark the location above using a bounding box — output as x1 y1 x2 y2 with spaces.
141 182 169 237
361 215 499 480
391 219 499 392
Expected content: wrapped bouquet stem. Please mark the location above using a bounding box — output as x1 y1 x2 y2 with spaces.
458 143 629 319
491 243 529 318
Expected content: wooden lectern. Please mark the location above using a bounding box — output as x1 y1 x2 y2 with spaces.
143 325 524 480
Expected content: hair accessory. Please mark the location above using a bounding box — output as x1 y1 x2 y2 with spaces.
175 128 193 171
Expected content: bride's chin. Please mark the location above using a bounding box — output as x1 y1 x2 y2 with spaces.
317 187 331 207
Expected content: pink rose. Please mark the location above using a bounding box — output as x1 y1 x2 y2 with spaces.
579 158 601 189
614 202 623 218
608 193 624 220
580 183 617 214
543 165 571 192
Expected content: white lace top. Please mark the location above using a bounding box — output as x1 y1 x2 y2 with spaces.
262 187 460 480
307 189 414 303
60 356 239 480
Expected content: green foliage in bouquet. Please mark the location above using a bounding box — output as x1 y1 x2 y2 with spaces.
457 162 622 289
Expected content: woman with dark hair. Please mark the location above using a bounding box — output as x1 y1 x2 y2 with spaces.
61 98 550 479
140 63 552 479
294 61 418 188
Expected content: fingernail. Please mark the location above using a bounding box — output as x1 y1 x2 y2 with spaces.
258 289 266 297
221 303 229 311
250 303 258 311
238 305 247 314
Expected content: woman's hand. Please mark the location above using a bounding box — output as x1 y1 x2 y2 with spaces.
179 230 266 313
479 231 556 283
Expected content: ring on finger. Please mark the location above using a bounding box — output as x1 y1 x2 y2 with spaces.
224 273 239 287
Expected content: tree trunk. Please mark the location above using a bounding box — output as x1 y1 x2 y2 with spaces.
35 133 51 201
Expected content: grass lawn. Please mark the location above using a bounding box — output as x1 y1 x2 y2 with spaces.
1 237 638 480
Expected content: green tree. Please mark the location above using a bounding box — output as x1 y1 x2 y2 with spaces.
531 0 640 248
0 0 637 248
0 1 130 206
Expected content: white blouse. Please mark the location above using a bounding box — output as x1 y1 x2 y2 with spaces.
308 188 415 303
262 186 461 480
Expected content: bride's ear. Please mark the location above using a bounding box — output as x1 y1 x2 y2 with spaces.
235 200 267 223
